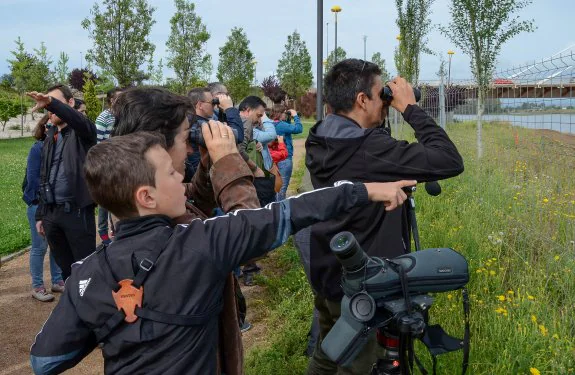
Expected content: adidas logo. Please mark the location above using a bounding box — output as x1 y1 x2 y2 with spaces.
79 278 91 297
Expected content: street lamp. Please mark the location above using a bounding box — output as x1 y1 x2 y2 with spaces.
326 22 329 60
331 5 342 62
363 35 367 60
447 50 455 86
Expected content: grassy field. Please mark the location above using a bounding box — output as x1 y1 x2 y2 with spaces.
0 137 36 256
245 121 575 374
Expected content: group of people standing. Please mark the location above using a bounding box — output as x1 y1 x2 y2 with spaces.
22 57 464 375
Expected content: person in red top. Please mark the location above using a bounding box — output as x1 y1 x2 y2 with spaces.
268 135 288 164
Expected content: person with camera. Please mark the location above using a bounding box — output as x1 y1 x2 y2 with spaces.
305 58 465 374
186 87 244 182
111 87 259 375
27 85 97 282
270 106 303 200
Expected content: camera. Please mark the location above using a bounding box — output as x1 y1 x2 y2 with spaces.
285 110 292 123
211 98 220 106
189 125 239 148
39 183 55 204
322 231 469 368
380 86 421 103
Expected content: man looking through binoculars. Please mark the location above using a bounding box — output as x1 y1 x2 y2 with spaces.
304 58 465 374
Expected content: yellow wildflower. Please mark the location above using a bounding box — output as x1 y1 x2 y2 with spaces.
447 294 453 300
554 255 560 261
552 334 560 339
527 295 535 301
539 324 548 336
489 270 496 276
530 368 541 375
507 290 514 295
543 198 549 203
531 315 537 323
497 295 506 302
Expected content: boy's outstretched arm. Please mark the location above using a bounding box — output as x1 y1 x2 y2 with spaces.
178 180 416 275
30 279 97 374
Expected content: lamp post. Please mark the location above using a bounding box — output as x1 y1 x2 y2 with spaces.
447 50 455 86
316 0 324 121
331 5 342 62
363 35 367 60
326 22 329 60
80 51 83 70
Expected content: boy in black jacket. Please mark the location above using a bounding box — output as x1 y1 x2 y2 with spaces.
30 122 415 375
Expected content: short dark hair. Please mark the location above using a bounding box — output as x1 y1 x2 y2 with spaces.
238 96 266 112
106 87 123 106
73 98 85 109
207 82 227 95
324 58 382 113
187 87 210 108
33 114 49 141
111 87 193 149
85 132 166 219
46 84 73 101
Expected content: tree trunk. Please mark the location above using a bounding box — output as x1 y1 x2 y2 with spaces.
476 88 484 159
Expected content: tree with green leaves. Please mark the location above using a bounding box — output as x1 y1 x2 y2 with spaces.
0 95 21 131
31 42 53 90
216 27 254 101
8 38 52 93
150 58 164 86
277 31 313 106
82 0 156 87
394 0 434 84
440 0 535 158
166 0 212 93
325 47 347 73
55 52 70 84
371 52 390 82
82 72 101 122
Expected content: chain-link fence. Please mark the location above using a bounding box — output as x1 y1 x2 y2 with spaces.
408 48 575 134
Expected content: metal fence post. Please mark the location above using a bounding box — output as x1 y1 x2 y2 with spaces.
439 75 446 129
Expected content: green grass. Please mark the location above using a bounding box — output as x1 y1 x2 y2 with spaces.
245 240 314 375
245 121 575 374
293 119 315 140
0 137 36 256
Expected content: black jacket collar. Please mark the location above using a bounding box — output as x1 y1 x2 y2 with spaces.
115 215 173 240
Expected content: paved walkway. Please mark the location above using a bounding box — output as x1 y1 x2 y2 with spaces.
0 139 307 374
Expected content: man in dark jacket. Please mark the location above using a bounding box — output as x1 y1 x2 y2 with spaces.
27 85 97 281
305 59 465 374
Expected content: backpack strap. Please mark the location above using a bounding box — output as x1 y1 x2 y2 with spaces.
93 227 222 343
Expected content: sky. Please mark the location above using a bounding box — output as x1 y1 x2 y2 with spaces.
0 0 573 86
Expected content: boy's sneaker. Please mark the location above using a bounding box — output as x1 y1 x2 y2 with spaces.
240 321 252 333
32 287 55 302
51 281 65 293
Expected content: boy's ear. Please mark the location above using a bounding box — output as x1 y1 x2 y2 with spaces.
134 185 157 210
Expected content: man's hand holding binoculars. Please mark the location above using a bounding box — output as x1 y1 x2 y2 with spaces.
215 94 233 110
386 76 417 114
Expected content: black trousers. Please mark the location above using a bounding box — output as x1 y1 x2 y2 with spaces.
42 204 96 280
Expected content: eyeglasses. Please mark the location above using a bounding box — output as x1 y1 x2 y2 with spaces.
355 59 367 93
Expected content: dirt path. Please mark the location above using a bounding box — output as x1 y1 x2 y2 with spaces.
0 139 308 374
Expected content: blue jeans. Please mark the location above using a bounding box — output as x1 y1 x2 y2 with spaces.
27 205 62 288
276 158 293 201
98 206 110 241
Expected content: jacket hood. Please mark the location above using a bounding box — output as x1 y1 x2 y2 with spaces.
305 114 371 183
